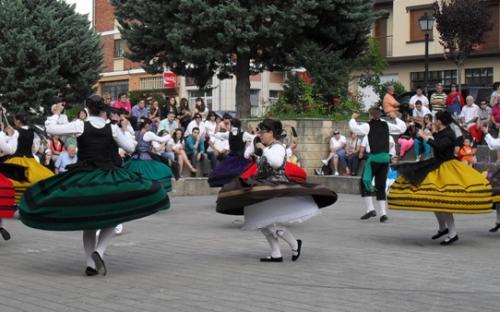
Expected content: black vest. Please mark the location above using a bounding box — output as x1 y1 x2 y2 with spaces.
77 122 116 168
368 120 389 153
229 132 245 157
14 128 35 157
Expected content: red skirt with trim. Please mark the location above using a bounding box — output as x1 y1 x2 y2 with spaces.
0 173 16 218
240 162 307 184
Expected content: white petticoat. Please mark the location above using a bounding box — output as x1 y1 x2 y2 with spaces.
242 196 320 230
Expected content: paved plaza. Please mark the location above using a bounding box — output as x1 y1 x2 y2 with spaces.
1 194 500 312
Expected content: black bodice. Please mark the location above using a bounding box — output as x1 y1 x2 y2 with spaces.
77 122 116 169
368 120 389 153
14 128 35 157
229 132 245 157
430 126 456 161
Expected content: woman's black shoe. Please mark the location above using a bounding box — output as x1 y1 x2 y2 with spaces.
85 267 99 276
0 227 11 241
91 251 107 276
431 228 449 240
380 215 389 223
292 239 302 262
440 235 459 246
360 210 376 220
489 223 500 232
260 256 283 262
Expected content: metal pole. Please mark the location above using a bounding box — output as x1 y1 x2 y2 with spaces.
424 32 430 97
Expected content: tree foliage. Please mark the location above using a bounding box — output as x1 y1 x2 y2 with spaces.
434 0 492 86
356 38 388 89
112 0 377 117
0 0 103 114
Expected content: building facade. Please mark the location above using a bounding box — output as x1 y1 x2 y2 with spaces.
358 0 500 107
89 0 285 115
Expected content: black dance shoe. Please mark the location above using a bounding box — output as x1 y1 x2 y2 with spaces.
440 235 459 246
0 227 11 241
360 210 376 220
380 215 388 223
292 239 302 262
260 256 283 262
489 223 500 233
85 267 99 276
431 228 449 240
91 251 107 276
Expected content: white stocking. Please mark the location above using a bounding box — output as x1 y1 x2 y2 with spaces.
434 212 447 232
377 200 387 216
83 230 97 268
274 225 298 251
95 227 115 258
443 213 457 238
364 197 375 213
261 227 281 258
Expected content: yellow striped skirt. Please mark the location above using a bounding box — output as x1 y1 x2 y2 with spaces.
388 159 493 214
4 157 54 202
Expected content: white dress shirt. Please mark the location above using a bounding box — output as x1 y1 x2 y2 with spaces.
348 118 407 136
45 115 137 154
0 130 19 155
459 104 480 124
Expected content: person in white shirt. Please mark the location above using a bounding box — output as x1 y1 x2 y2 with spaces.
184 113 206 137
409 87 430 109
322 130 347 176
459 96 480 125
412 100 431 118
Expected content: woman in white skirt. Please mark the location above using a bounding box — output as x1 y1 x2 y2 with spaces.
216 119 337 262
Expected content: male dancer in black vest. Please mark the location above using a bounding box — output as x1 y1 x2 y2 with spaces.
350 108 406 222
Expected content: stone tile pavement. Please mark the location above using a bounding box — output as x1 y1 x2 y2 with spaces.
1 194 500 312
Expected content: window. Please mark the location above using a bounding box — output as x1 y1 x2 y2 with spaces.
101 80 129 100
250 89 260 107
269 90 282 104
188 89 212 109
410 70 457 90
140 76 164 90
113 39 125 58
465 68 493 86
408 7 434 42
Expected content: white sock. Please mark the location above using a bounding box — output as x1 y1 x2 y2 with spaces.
364 197 375 213
274 225 298 251
434 212 447 232
95 227 115 258
261 227 282 258
443 213 457 238
377 200 387 216
83 230 97 268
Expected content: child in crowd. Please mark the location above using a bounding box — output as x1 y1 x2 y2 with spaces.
457 138 476 166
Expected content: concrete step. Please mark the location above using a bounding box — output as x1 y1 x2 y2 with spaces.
171 178 220 197
476 145 497 163
474 162 500 173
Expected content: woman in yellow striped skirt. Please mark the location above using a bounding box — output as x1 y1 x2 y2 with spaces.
388 111 492 245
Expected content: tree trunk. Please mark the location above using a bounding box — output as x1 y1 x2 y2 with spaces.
235 54 251 118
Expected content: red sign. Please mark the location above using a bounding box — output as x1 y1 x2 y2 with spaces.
163 71 176 88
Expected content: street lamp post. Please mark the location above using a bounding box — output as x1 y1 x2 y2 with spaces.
419 12 435 97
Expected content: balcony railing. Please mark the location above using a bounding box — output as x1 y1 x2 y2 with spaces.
374 35 393 57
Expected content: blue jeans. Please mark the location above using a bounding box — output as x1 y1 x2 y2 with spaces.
336 149 347 168
414 138 431 157
160 151 175 161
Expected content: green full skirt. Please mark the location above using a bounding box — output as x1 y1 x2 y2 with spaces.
124 159 173 193
19 167 170 231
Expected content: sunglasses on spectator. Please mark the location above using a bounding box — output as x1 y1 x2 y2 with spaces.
334 132 340 135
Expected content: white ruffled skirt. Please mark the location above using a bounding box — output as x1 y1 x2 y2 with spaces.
242 196 320 230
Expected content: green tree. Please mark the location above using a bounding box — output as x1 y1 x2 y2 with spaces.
112 0 377 118
0 0 102 114
356 38 388 89
434 0 492 89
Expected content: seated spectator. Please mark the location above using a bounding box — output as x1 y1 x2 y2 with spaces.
54 145 77 174
345 131 362 176
178 98 192 130
386 155 399 194
383 85 400 114
322 129 347 176
184 127 209 177
412 100 431 122
158 111 178 135
41 148 55 172
287 142 301 167
479 100 492 122
78 109 88 121
457 137 476 166
409 86 429 109
185 113 206 137
207 129 229 169
446 83 464 115
152 130 176 162
430 83 447 113
414 114 433 161
149 100 161 120
460 95 482 142
48 135 64 161
397 113 415 158
131 99 149 119
172 128 197 177
112 93 132 114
